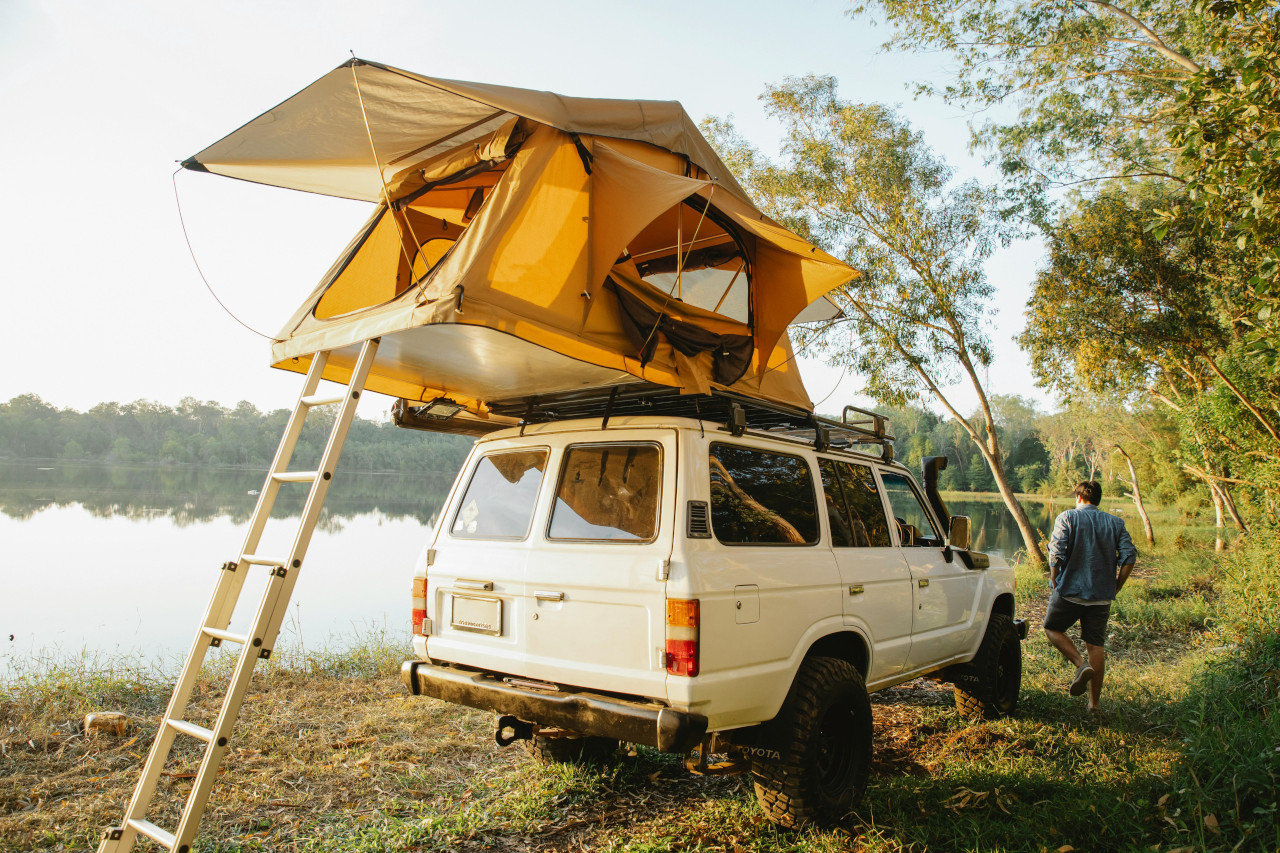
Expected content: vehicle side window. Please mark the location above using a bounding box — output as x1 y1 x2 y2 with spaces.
836 462 893 547
878 471 942 547
819 459 855 547
709 444 818 545
450 449 548 539
548 443 662 541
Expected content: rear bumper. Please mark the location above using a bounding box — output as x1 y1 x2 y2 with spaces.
401 660 708 753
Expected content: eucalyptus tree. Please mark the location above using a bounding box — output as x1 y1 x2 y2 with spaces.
846 1 1219 194
705 75 1045 564
849 0 1280 322
1020 181 1275 520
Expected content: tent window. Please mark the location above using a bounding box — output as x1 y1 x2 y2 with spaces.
624 201 750 324
412 237 455 281
313 166 505 320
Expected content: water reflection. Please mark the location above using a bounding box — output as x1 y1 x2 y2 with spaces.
947 496 1070 559
0 462 456 527
0 462 457 667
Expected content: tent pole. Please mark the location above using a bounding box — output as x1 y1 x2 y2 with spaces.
350 61 429 299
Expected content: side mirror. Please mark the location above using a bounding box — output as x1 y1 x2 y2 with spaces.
948 515 971 551
895 517 913 547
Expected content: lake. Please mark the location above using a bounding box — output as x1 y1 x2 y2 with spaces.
0 462 1071 670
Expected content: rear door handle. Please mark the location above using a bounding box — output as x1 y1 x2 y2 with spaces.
918 579 930 588
534 590 565 601
456 579 494 591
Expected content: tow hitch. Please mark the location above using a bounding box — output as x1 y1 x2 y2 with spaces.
495 715 535 746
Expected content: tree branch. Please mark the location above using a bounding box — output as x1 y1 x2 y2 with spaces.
1083 1 1202 72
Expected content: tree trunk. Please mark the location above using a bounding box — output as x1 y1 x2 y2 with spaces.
984 445 1047 566
1115 446 1155 546
1218 481 1248 533
1211 484 1225 553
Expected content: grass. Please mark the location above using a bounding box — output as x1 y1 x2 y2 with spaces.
3 531 1278 851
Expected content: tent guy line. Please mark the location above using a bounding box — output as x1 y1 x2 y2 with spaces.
171 169 275 342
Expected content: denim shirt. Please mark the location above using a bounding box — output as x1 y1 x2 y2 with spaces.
1047 504 1138 601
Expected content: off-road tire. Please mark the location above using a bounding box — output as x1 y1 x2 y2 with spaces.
750 656 872 827
953 613 1022 720
527 734 618 765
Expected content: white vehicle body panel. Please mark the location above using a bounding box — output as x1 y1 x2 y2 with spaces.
413 415 1017 737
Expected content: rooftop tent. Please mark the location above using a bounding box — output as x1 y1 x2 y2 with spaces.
183 59 856 429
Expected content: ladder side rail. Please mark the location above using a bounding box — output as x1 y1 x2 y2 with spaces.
170 340 379 851
98 351 337 853
103 353 333 850
206 352 331 635
257 339 380 656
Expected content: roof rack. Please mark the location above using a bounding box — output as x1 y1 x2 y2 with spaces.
472 383 894 458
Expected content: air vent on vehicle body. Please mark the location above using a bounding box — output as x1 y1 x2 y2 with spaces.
687 500 712 538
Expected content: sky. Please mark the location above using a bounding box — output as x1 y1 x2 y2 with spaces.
0 0 1050 421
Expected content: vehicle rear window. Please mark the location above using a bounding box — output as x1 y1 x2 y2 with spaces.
450 449 548 539
548 443 662 541
709 444 818 545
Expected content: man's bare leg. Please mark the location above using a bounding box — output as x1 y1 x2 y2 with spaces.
1045 628 1083 668
1085 643 1106 711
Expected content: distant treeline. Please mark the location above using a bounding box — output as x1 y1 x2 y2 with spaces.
0 394 474 473
864 399 1052 495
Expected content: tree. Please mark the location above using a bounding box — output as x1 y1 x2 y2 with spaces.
1020 181 1279 517
1166 1 1280 294
846 2 1225 198
705 76 1046 563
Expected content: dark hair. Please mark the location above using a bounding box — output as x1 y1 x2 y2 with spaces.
1075 481 1102 505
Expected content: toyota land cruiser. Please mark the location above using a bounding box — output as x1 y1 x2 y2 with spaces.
400 388 1025 826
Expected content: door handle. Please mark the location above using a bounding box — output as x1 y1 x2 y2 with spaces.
456 579 493 591
918 579 930 588
848 584 864 595
534 590 565 601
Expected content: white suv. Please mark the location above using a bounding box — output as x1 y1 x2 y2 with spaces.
400 390 1025 826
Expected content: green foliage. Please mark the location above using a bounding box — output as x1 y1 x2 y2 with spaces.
1014 462 1047 492
0 394 473 474
966 451 997 491
842 0 1280 526
1168 1 1280 294
847 1 1219 212
1020 181 1230 398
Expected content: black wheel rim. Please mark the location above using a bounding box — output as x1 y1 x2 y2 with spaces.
815 699 858 790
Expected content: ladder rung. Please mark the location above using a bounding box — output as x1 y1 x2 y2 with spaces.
271 471 318 483
127 818 175 850
166 718 215 744
301 393 345 407
241 554 285 567
202 626 248 645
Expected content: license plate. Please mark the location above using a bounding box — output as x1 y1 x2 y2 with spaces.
451 595 503 636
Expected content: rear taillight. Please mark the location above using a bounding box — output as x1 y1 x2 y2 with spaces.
665 598 699 677
412 576 427 636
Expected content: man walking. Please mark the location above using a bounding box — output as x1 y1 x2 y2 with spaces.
1043 481 1137 713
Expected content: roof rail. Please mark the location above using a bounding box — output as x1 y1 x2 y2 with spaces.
470 383 895 456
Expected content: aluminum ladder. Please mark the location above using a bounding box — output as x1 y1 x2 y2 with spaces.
97 339 379 853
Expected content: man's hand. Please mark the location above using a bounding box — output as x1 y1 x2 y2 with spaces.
1116 562 1135 593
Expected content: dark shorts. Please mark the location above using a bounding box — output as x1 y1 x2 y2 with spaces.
1043 592 1112 647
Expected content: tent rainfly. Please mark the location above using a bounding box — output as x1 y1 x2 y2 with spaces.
183 59 858 433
